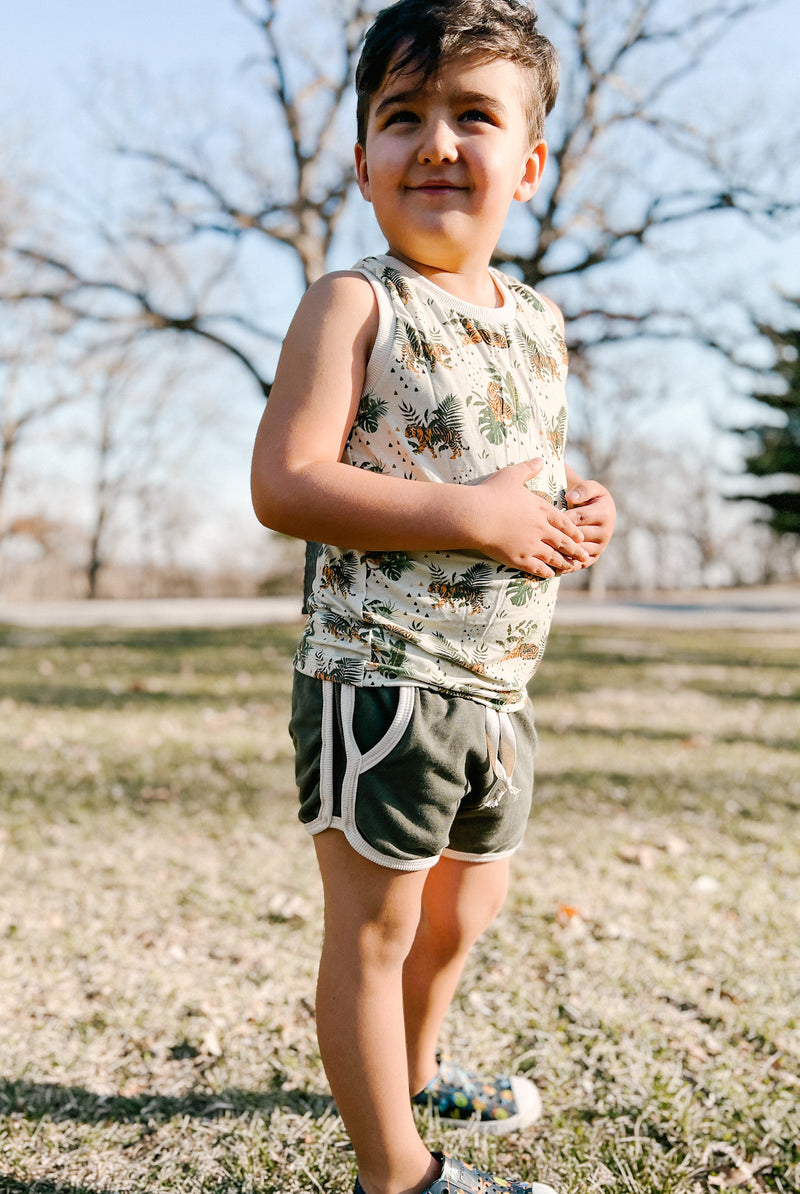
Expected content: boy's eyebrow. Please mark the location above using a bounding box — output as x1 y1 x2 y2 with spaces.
373 88 420 117
451 90 509 116
374 88 508 120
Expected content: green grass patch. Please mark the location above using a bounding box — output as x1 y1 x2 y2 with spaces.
1 622 798 1193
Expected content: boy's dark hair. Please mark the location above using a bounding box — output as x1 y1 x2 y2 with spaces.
355 0 559 147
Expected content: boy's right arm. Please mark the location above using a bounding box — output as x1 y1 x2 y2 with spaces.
250 272 588 579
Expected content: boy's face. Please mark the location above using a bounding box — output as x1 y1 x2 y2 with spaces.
355 54 546 281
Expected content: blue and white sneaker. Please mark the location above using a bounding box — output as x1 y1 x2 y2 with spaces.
412 1056 542 1135
355 1152 557 1194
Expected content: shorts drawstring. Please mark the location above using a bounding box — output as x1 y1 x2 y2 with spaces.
484 707 519 807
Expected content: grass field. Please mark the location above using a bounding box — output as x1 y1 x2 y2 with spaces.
0 620 798 1194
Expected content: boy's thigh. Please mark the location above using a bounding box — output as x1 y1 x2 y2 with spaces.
290 672 536 872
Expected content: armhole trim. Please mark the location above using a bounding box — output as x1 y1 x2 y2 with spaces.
356 268 396 392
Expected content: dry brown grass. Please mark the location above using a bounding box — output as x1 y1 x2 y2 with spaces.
0 622 798 1193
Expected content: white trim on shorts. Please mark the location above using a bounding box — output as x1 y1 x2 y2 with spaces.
440 844 522 863
304 678 529 872
306 680 442 872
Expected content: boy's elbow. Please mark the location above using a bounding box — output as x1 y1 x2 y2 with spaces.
251 494 274 530
250 470 288 532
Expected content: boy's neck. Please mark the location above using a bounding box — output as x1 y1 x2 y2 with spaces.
387 249 503 308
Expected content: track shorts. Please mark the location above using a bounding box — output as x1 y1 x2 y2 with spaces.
289 671 537 872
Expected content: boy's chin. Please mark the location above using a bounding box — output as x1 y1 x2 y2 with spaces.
382 241 487 276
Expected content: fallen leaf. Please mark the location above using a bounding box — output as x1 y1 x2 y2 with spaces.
669 1036 708 1063
708 1156 772 1188
140 786 177 802
618 843 658 869
202 1028 223 1057
681 733 713 749
555 902 585 925
662 833 690 857
266 893 309 923
554 902 591 939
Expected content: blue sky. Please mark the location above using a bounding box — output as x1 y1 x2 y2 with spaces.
3 0 799 116
2 1 798 572
2 1 248 84
2 1 795 65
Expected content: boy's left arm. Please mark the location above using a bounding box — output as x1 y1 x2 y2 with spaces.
564 465 616 566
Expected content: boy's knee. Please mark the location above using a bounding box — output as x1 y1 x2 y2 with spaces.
317 834 426 969
422 891 504 955
358 908 421 970
322 899 420 973
421 861 509 953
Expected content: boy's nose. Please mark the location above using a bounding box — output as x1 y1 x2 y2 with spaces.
417 119 459 165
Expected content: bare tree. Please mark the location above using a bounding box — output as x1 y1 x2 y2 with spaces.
560 353 674 594
2 0 383 401
4 0 792 395
0 310 78 547
497 1 798 360
1 0 797 596
590 432 782 591
80 345 225 598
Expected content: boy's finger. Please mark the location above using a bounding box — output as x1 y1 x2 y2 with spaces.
549 508 585 542
519 457 545 480
520 559 556 578
543 527 589 561
557 542 590 562
566 483 608 507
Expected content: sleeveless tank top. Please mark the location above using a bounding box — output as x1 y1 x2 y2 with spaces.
294 254 569 711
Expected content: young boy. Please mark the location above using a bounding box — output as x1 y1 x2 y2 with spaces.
251 2 615 1192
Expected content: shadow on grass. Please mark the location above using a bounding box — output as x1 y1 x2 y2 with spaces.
0 1077 334 1125
536 720 800 754
0 1179 110 1194
0 623 299 710
0 683 291 711
0 625 301 654
533 769 800 817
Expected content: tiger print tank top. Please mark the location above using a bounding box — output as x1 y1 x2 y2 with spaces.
294 254 569 711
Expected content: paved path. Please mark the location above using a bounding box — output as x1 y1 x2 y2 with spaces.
1 587 798 631
554 587 800 631
0 597 303 629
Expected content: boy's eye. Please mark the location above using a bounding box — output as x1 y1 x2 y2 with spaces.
461 109 494 124
384 109 419 126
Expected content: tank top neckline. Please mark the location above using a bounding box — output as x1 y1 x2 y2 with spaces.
374 253 517 325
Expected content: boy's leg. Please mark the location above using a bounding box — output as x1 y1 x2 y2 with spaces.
402 854 510 1095
314 829 441 1194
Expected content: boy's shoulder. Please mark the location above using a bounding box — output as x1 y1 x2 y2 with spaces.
305 267 377 305
289 267 379 343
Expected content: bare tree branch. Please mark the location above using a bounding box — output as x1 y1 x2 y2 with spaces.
1 0 793 411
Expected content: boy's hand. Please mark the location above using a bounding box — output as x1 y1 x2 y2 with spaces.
564 478 616 565
474 459 590 578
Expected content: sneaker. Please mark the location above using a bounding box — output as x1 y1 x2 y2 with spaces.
412 1056 542 1135
354 1151 557 1194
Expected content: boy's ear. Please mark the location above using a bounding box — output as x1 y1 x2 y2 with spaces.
354 143 371 202
514 140 547 203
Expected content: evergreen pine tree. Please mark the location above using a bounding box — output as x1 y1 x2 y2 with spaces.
736 305 800 536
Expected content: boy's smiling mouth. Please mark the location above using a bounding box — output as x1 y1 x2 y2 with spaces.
410 180 467 193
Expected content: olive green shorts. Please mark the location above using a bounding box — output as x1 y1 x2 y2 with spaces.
289 671 537 872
